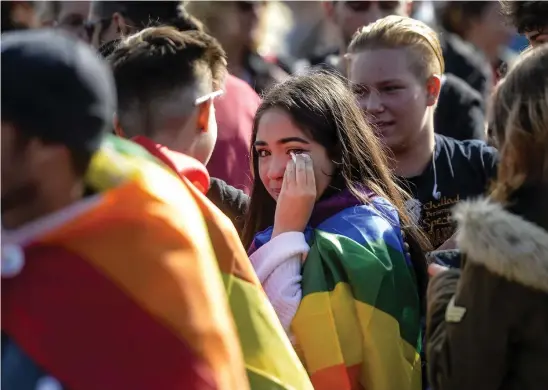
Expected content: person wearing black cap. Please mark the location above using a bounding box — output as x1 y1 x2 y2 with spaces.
1 28 115 230
1 29 250 390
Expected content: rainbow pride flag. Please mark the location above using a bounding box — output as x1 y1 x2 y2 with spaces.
251 195 423 390
2 135 311 390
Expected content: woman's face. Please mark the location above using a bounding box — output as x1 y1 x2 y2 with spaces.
348 48 438 153
254 108 335 201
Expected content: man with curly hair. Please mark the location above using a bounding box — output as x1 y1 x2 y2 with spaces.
501 0 548 47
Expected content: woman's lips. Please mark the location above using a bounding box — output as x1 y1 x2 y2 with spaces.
374 120 396 128
373 121 396 137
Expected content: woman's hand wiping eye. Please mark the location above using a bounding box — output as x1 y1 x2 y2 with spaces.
272 152 317 238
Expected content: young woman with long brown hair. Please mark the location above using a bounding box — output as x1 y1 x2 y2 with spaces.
244 71 430 390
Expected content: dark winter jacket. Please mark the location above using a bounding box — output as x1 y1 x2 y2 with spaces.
427 195 548 390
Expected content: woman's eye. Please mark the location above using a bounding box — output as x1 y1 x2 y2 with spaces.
383 86 401 92
288 149 306 156
256 149 270 157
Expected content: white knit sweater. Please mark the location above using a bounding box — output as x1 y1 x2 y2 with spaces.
250 231 310 339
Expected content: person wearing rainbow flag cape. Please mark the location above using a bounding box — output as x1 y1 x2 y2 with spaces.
106 27 312 390
0 29 299 390
243 72 431 390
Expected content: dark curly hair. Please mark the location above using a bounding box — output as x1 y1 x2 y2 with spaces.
500 0 548 34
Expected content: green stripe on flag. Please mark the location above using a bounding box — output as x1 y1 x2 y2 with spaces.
301 230 420 349
221 273 313 390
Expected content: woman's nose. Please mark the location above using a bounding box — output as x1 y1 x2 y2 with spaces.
364 90 384 114
267 156 288 181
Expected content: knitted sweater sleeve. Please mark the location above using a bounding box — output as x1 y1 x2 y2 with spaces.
249 232 309 338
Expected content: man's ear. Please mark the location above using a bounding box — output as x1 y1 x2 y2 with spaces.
197 101 212 133
113 114 125 137
426 74 442 107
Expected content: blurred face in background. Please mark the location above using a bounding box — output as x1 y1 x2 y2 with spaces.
195 1 264 51
525 30 548 48
348 47 440 153
87 2 131 48
327 1 410 45
3 1 40 31
463 2 515 63
55 1 91 42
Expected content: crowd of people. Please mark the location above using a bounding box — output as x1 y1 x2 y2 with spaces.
2 1 548 390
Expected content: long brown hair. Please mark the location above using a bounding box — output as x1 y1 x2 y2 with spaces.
242 71 431 306
490 45 548 203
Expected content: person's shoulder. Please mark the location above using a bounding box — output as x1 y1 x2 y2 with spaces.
207 177 249 232
441 73 483 106
437 134 497 155
442 33 491 72
208 178 248 204
436 134 499 176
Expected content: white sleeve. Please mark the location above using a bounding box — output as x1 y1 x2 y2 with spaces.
250 232 310 336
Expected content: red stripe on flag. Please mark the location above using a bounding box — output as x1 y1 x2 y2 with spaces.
310 363 363 390
2 244 217 390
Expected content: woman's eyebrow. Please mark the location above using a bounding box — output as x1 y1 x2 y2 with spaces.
278 137 310 144
254 137 310 146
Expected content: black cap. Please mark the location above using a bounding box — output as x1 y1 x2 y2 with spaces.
1 29 116 152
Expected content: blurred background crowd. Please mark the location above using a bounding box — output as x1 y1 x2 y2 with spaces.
1 0 530 195
2 0 526 95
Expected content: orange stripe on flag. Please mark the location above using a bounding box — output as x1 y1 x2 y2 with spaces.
38 177 248 389
310 363 363 390
182 177 260 286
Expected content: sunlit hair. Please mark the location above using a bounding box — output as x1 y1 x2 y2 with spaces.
242 71 432 309
490 45 548 203
347 15 444 80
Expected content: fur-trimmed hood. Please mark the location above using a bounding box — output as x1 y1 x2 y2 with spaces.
454 198 548 293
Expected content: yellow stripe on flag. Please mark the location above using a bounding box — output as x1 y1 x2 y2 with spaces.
292 282 421 390
355 299 421 390
223 274 313 390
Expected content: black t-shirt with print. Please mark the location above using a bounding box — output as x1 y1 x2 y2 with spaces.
399 134 498 248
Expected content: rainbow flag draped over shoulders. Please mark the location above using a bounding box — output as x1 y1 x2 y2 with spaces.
2 135 310 390
250 193 422 390
124 135 313 389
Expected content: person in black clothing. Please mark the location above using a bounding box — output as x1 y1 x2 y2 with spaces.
435 73 486 141
107 26 248 235
347 16 498 249
436 2 514 98
310 1 486 141
501 0 548 48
